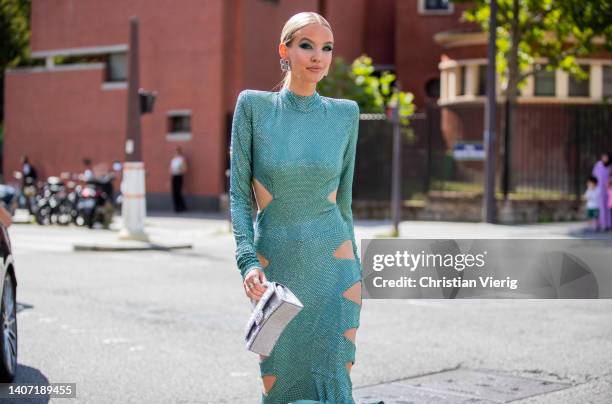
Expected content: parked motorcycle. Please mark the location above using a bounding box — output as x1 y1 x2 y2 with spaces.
76 173 115 229
35 176 72 226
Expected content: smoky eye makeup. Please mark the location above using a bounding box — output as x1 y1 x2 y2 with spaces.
298 40 334 52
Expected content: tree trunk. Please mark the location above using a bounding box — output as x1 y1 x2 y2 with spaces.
502 0 521 197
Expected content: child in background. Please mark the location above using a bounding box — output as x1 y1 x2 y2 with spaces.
585 176 600 231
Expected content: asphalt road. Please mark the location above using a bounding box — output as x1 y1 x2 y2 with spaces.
6 214 612 403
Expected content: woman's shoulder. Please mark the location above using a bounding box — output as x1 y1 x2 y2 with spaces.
321 95 360 116
236 89 277 107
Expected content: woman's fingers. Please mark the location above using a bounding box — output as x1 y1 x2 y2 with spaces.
244 272 269 301
247 283 267 299
253 279 267 294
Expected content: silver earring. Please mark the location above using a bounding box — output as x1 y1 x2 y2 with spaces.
280 58 291 72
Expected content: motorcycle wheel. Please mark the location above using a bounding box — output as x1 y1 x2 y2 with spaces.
86 211 95 229
35 209 48 226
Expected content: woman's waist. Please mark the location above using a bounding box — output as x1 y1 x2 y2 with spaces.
255 208 350 238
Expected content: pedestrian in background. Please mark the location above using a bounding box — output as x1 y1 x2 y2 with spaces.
169 146 188 212
607 177 612 230
80 158 95 183
20 155 38 188
591 152 611 231
584 176 600 231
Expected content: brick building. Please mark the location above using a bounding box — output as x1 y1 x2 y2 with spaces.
4 0 610 211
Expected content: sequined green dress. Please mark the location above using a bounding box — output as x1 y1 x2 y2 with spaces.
230 87 362 403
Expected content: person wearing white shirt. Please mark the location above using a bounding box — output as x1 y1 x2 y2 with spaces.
80 158 95 183
169 146 188 212
585 176 601 231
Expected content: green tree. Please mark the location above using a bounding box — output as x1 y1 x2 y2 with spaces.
318 55 415 126
454 0 611 102
0 0 33 158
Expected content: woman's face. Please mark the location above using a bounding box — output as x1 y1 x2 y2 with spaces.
279 23 334 86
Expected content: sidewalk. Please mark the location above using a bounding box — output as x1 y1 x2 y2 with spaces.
143 210 611 239
10 207 611 253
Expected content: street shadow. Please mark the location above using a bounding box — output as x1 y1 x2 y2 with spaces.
567 227 612 239
17 302 34 313
354 219 394 228
146 210 227 220
0 364 51 403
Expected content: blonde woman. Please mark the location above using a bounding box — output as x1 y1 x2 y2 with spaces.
230 12 362 403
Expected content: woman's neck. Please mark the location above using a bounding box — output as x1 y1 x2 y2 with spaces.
288 80 317 96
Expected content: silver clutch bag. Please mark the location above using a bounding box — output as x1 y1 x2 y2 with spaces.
244 281 304 356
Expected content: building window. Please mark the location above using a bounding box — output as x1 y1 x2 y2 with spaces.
568 65 590 97
105 52 127 82
425 78 440 98
459 65 467 95
477 65 487 96
534 68 556 96
166 110 192 141
424 0 450 10
604 65 612 98
418 0 453 14
169 114 191 133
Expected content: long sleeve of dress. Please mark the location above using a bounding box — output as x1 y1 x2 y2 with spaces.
336 102 361 266
229 90 261 280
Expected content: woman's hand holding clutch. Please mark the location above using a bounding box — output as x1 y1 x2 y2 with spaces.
243 268 268 301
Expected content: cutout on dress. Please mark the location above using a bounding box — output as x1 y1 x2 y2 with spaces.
262 375 276 395
346 361 353 374
343 282 362 306
252 177 273 212
327 189 337 203
333 240 355 260
344 327 357 344
257 252 269 268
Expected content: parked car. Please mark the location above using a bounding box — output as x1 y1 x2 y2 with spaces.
0 185 18 216
0 206 17 381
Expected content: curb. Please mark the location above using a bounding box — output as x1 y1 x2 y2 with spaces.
73 242 193 252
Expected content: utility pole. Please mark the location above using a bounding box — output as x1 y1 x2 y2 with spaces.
483 0 498 223
390 85 402 236
119 16 149 241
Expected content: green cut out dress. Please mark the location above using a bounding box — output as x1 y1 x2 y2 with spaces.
230 87 362 403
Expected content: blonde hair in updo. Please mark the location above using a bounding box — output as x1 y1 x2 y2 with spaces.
278 12 332 90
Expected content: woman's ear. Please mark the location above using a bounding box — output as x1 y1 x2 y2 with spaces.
278 43 288 60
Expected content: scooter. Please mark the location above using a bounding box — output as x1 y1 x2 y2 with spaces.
76 173 115 229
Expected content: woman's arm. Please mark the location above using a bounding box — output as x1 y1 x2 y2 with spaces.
229 90 262 280
336 102 361 266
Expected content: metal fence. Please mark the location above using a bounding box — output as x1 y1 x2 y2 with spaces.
353 103 612 202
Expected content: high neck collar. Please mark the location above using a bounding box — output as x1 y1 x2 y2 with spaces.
279 87 322 113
